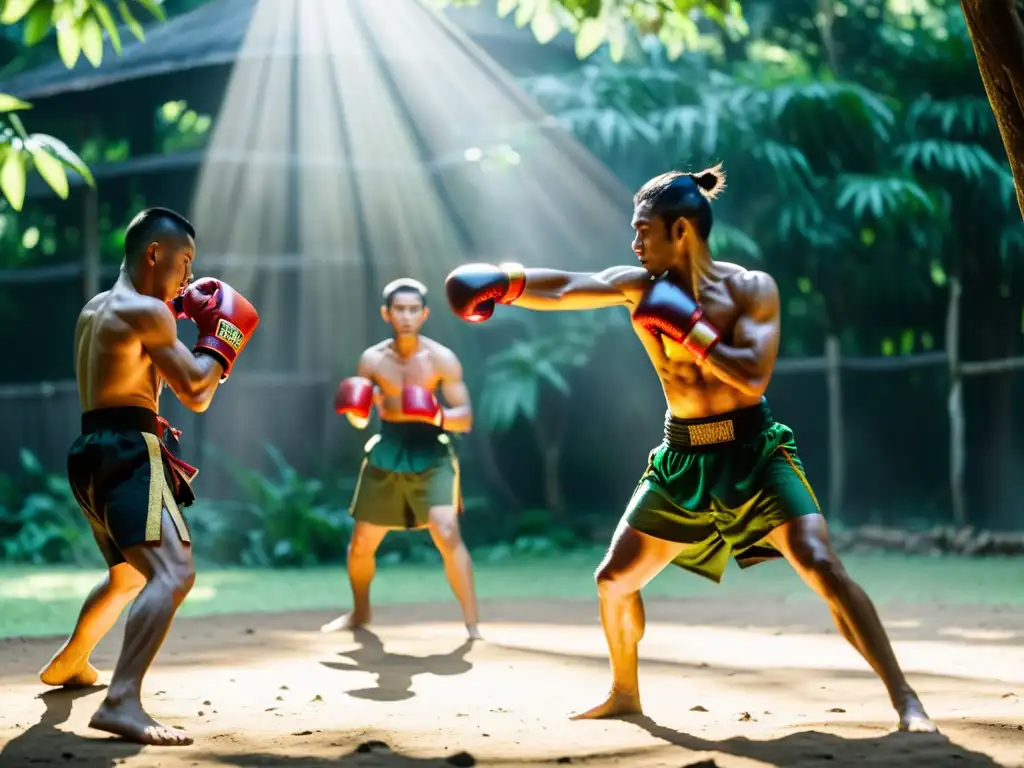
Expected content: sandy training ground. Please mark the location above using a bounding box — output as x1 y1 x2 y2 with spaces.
1 596 1022 767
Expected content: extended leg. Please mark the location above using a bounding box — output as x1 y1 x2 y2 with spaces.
427 506 481 640
88 508 196 746
321 522 388 632
40 562 146 687
768 514 936 733
571 520 684 720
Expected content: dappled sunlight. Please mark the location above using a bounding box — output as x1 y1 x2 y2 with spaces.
1 609 1019 767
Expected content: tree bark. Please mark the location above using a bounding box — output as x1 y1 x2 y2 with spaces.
961 0 1024 218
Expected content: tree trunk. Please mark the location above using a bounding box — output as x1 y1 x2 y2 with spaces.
961 0 1024 218
540 442 565 520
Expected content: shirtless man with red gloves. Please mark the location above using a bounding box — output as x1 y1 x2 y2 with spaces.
443 167 936 732
321 278 481 640
39 207 259 746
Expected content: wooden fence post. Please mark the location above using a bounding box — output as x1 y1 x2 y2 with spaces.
825 335 844 519
946 278 966 526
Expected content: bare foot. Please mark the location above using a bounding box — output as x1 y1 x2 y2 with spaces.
898 697 938 733
320 612 369 633
570 690 643 720
89 698 193 746
466 624 484 641
39 650 100 687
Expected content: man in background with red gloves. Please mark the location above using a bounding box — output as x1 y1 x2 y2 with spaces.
444 167 935 733
39 208 259 747
322 277 480 640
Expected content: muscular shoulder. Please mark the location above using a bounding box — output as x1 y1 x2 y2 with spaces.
114 292 174 333
595 265 650 301
357 341 389 376
725 266 779 318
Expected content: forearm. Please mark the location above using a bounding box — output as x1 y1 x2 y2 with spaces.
699 343 765 398
178 352 225 412
441 405 472 433
513 268 627 311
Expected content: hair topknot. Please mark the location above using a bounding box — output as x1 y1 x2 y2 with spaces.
688 163 725 201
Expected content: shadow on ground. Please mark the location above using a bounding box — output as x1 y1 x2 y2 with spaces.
0 686 145 768
320 628 474 701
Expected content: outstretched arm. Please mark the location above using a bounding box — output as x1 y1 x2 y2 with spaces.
512 265 648 311
128 300 225 413
698 272 781 398
437 351 473 433
446 262 648 322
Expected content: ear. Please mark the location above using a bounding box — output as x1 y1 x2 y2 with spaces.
670 217 686 242
420 306 431 323
380 305 389 323
146 242 160 266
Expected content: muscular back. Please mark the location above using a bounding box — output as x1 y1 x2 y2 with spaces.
617 263 771 419
359 336 457 423
75 285 163 413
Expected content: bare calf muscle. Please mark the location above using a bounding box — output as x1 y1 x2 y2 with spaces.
446 165 935 732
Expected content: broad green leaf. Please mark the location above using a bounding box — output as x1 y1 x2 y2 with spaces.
90 0 121 54
56 20 83 68
133 0 166 22
0 93 32 113
31 133 95 186
514 0 539 28
117 0 144 39
0 149 28 212
496 0 517 17
0 0 40 24
574 17 605 59
22 0 53 46
27 140 70 199
530 6 560 44
79 12 105 66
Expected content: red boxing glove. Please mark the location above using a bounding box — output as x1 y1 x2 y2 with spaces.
632 278 720 360
177 277 260 381
335 377 374 429
402 385 443 428
445 262 527 323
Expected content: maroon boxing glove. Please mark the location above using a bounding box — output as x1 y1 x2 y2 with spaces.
335 377 374 429
401 385 443 428
445 262 527 323
632 278 720 360
177 277 260 380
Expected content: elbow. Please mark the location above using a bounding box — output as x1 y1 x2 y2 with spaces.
179 378 217 413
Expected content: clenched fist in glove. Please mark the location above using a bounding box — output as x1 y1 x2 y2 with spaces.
335 377 374 429
173 277 260 381
445 262 526 323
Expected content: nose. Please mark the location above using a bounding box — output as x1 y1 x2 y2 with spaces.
632 236 642 256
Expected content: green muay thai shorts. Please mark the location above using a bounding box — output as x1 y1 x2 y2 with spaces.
624 399 820 583
349 421 461 530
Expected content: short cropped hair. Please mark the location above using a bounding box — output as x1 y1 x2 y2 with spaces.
633 164 726 241
382 278 427 308
124 207 195 266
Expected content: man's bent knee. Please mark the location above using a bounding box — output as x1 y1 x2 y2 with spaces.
428 507 463 550
594 562 641 599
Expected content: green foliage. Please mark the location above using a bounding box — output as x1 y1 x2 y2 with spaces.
188 443 357 568
430 0 745 61
0 449 98 565
156 99 212 153
0 0 166 211
478 311 620 432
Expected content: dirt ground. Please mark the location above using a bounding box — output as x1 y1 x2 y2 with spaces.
0 596 1021 767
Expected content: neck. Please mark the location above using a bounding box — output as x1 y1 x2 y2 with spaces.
670 242 713 299
392 334 420 357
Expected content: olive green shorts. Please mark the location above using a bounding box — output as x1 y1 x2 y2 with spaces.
349 421 461 530
624 401 820 583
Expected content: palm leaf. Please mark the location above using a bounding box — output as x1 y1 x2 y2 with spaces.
894 139 1004 183
835 175 937 221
